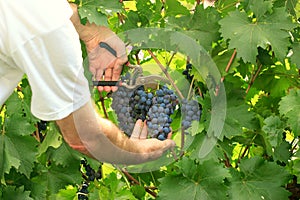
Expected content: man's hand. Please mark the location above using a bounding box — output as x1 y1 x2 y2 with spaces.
69 3 127 92
84 27 128 92
57 101 175 165
128 120 175 161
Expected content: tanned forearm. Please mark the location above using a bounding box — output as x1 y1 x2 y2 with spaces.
68 3 115 44
56 100 173 164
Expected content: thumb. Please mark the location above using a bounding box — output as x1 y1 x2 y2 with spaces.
160 139 176 152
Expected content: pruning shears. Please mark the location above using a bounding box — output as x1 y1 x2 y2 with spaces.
92 42 169 89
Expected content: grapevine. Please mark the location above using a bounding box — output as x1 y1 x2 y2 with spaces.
0 0 299 199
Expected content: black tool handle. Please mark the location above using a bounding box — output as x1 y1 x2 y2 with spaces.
92 81 120 87
99 42 117 57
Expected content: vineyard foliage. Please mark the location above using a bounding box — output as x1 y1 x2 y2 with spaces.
1 0 300 199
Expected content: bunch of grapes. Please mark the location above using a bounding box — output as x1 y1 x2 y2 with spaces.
147 86 178 140
181 99 201 133
78 158 102 200
111 86 135 136
78 182 89 200
36 120 47 142
112 83 178 140
182 63 194 82
129 86 153 121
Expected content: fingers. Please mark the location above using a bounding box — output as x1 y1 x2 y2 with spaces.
167 131 172 139
160 139 176 152
130 119 143 139
103 67 113 92
95 68 105 92
139 121 148 139
111 61 124 92
130 120 148 140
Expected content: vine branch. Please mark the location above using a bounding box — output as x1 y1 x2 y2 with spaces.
121 169 157 198
223 152 232 168
99 92 109 119
166 51 177 69
221 49 236 82
147 49 184 100
33 124 41 143
0 104 4 114
246 63 263 94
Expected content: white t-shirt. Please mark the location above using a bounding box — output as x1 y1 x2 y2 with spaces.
0 0 72 54
0 0 91 120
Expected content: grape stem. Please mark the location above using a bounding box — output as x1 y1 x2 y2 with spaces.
135 50 141 65
246 63 262 94
187 76 195 100
180 127 185 157
166 51 177 70
147 49 185 100
99 92 109 119
220 49 236 83
121 169 157 198
0 105 4 115
225 49 237 73
223 152 232 168
33 124 41 143
197 86 203 98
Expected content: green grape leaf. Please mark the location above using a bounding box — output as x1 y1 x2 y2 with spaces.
229 157 291 200
37 122 63 156
165 0 190 16
213 48 239 76
189 134 222 162
292 149 300 183
222 104 255 139
286 0 299 16
215 0 239 14
167 5 221 50
96 173 137 200
5 92 22 116
221 86 255 139
96 0 123 14
136 0 155 23
274 141 292 164
249 0 272 20
130 185 146 200
78 0 122 26
0 125 38 179
55 185 77 200
157 158 230 200
290 42 300 69
219 4 295 63
9 135 38 178
0 134 20 182
187 5 221 50
49 141 82 167
79 6 108 26
279 88 300 136
262 115 285 147
2 186 33 200
253 64 298 97
21 82 39 123
5 113 36 136
30 163 82 198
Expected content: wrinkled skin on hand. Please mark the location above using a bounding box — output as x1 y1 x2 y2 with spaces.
69 3 128 92
84 27 128 92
